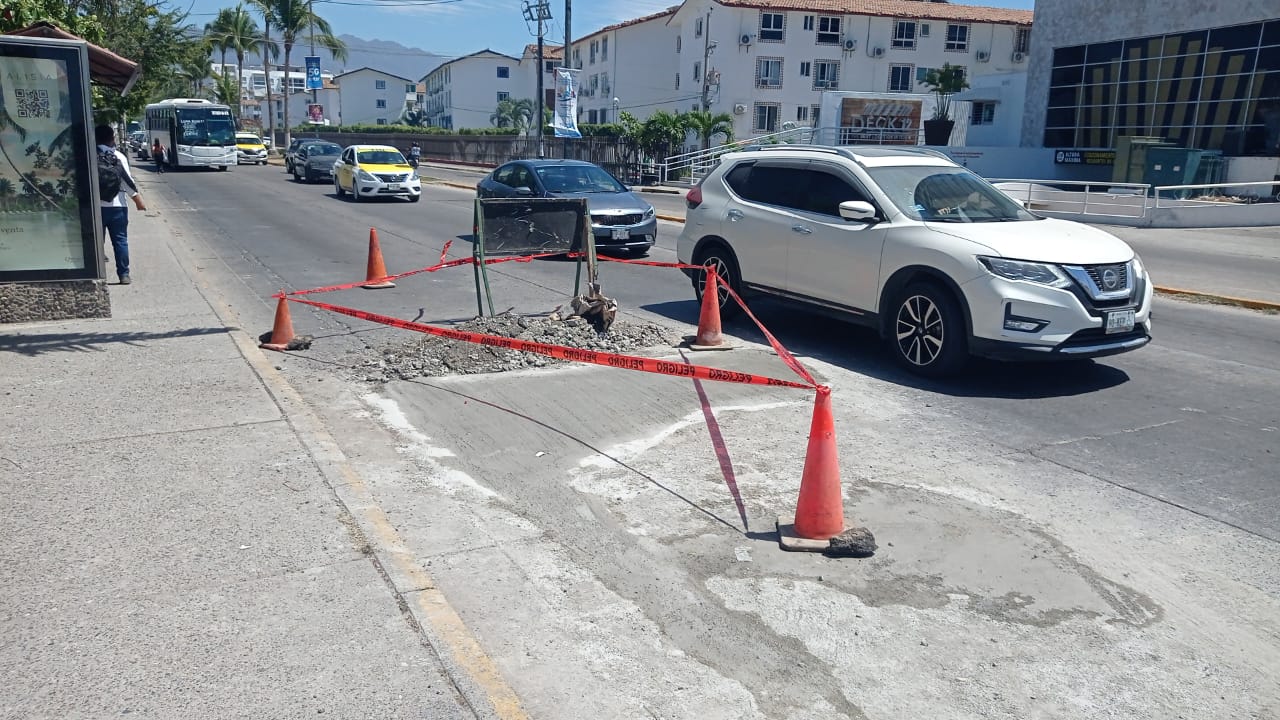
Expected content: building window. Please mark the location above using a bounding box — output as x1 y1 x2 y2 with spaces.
814 60 839 89
601 72 610 95
816 16 841 45
545 61 555 73
759 12 785 42
695 17 703 38
602 37 608 61
892 21 917 49
376 118 387 125
675 73 680 90
945 24 969 52
693 61 702 82
971 101 996 126
756 57 783 88
812 105 821 126
889 64 914 92
376 99 387 109
588 109 598 124
796 105 809 121
497 91 509 102
1013 27 1034 53
676 36 682 53
375 79 386 89
406 83 415 93
800 61 811 77
589 41 597 64
753 102 780 132
497 66 510 78
803 15 814 31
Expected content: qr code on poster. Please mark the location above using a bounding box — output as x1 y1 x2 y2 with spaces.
14 88 50 119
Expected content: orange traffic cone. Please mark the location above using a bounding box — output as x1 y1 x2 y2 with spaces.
778 386 846 550
689 266 731 350
259 295 296 351
362 227 396 289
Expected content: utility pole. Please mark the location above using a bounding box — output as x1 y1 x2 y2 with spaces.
700 8 714 111
523 0 552 158
309 0 318 138
562 0 571 159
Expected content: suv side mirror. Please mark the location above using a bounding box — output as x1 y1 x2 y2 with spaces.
838 200 878 223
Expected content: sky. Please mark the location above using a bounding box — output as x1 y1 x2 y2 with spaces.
179 0 1036 71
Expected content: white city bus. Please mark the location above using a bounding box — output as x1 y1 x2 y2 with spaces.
144 98 237 170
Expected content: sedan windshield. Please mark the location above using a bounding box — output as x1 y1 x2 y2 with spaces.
358 150 407 165
309 144 340 156
866 166 1037 223
535 164 625 193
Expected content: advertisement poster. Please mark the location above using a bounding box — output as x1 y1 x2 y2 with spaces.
0 39 96 279
553 68 581 139
307 103 324 124
838 98 923 145
305 56 322 91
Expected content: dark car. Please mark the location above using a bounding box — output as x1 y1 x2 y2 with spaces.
284 137 325 174
292 141 342 183
476 159 657 255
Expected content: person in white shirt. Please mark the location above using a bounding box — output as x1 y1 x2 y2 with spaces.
95 124 146 284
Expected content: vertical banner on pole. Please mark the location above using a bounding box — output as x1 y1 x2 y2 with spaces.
553 68 581 139
305 56 322 90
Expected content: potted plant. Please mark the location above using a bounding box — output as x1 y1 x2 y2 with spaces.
921 63 970 146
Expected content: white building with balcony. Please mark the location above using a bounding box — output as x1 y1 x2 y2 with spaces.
567 7 682 125
421 50 524 130
332 67 418 126
668 0 1033 143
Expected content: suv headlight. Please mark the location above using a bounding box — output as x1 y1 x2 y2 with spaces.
357 169 377 181
1131 253 1146 279
978 256 1072 289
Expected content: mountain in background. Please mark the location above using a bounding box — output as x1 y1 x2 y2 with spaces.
227 34 453 83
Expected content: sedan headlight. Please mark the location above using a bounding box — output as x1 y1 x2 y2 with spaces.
643 206 655 220
357 169 378 182
978 256 1072 289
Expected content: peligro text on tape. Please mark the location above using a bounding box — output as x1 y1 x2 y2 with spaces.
287 295 818 391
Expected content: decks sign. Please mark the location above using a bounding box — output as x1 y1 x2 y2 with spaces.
838 98 922 145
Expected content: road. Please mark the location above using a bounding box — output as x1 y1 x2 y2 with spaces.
150 163 1280 719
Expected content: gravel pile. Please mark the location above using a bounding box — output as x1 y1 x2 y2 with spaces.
351 313 683 382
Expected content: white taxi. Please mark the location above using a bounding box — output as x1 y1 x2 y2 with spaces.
235 132 268 165
332 144 421 202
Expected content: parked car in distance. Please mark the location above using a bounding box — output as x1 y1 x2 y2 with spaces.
476 159 657 255
128 131 146 157
292 141 341 183
284 137 325 174
332 144 421 202
235 132 268 165
676 144 1152 377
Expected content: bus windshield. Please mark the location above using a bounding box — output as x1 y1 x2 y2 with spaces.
176 108 236 147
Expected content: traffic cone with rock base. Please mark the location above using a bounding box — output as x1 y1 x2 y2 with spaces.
688 266 732 351
259 295 296 352
362 227 396 289
778 386 855 552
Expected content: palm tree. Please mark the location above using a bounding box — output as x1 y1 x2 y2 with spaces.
0 177 14 210
205 8 236 71
682 110 734 150
267 0 347 149
212 72 240 107
399 104 429 127
639 110 686 163
490 99 516 129
226 4 270 119
246 0 279 146
489 98 535 132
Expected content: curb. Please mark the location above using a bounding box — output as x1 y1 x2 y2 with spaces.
1154 285 1280 312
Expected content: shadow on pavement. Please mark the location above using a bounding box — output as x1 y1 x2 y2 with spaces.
0 327 232 356
641 298 1129 400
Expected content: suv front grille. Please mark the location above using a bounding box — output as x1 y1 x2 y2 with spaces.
1084 264 1128 292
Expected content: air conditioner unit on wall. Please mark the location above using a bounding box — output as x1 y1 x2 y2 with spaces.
740 33 753 46
733 103 747 114
976 50 990 62
1012 51 1027 63
872 47 885 58
842 37 857 52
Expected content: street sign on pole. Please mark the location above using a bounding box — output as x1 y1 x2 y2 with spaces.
305 56 322 90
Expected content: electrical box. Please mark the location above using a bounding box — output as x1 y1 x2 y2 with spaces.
1113 135 1171 184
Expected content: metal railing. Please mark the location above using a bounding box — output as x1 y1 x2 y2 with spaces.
1153 180 1280 208
989 179 1152 219
659 126 817 184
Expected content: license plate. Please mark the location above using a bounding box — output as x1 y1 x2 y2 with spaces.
612 228 629 240
387 183 400 190
1105 309 1135 334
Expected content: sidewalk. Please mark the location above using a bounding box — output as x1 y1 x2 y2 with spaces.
0 199 480 717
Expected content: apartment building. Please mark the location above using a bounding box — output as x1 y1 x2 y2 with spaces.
566 7 681 125
669 0 1033 140
519 43 563 114
332 67 418 126
421 50 523 130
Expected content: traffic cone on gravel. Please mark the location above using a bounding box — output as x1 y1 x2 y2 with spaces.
792 386 846 541
362 227 396 289
259 295 296 352
689 266 729 350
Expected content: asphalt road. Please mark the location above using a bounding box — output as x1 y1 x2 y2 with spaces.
149 163 1280 718
157 162 1280 543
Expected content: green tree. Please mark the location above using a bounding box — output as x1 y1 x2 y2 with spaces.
682 110 734 151
490 98 535 133
264 0 347 149
921 63 970 121
0 177 13 210
398 104 429 127
638 110 686 162
211 71 240 107
226 4 271 120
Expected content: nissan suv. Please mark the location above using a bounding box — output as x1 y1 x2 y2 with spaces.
676 145 1152 377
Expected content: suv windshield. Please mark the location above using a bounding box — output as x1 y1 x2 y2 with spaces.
535 164 625 194
357 150 407 165
867 166 1037 223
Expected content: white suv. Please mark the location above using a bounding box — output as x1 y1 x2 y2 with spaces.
676 145 1152 376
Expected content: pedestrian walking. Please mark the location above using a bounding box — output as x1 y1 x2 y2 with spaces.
97 124 146 285
151 139 166 173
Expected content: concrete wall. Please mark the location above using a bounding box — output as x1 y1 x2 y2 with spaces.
1020 0 1278 148
0 280 110 323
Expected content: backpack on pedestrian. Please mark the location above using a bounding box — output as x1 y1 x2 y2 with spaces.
97 147 137 200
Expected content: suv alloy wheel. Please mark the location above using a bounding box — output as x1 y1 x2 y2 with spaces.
693 244 742 319
891 282 967 377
